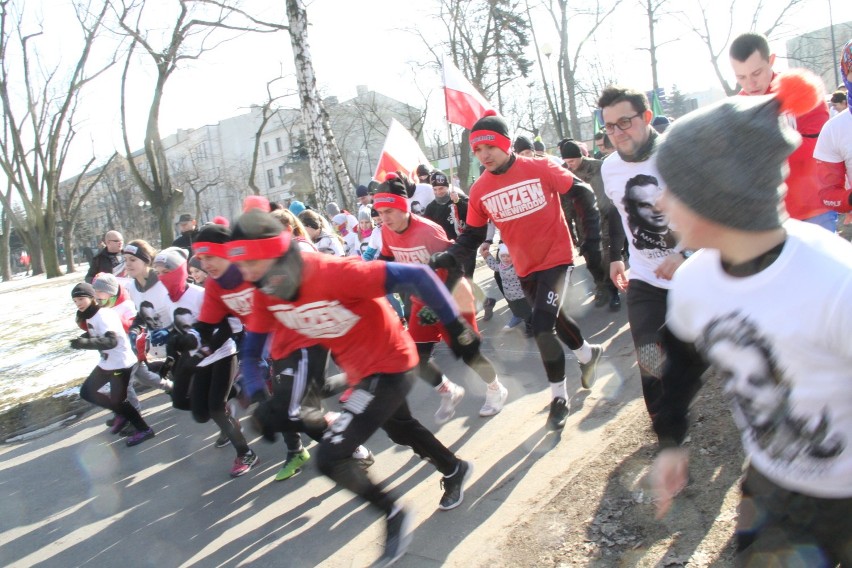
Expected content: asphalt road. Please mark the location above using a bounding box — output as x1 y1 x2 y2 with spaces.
0 264 642 567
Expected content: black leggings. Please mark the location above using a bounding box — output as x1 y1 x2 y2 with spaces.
736 466 852 566
416 341 497 387
519 264 586 383
316 371 459 515
256 346 329 453
80 366 148 431
191 355 249 455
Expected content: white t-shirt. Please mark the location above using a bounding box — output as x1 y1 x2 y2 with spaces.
602 151 679 289
813 110 852 189
409 183 435 215
85 308 136 370
667 220 852 498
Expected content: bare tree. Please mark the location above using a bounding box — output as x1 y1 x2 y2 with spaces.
0 181 11 281
680 0 809 97
171 153 221 223
0 0 114 277
415 0 533 191
531 0 624 139
114 0 286 246
636 0 678 92
285 0 353 210
56 153 117 273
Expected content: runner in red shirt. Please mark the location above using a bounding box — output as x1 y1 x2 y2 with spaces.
375 172 508 423
437 110 603 431
227 206 479 567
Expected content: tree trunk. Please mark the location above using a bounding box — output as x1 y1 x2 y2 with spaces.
458 130 471 192
0 208 11 282
319 105 354 210
63 224 77 274
286 0 342 211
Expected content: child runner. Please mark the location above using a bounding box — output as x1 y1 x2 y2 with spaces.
481 243 532 335
188 256 208 286
70 283 155 447
375 173 508 422
299 209 345 256
92 272 141 434
228 206 477 566
650 70 852 565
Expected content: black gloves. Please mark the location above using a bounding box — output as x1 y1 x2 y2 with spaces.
417 306 440 326
428 251 459 272
173 333 199 352
444 317 481 359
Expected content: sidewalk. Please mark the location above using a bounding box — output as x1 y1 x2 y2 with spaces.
0 263 639 567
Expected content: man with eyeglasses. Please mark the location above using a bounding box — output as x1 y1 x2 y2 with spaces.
85 230 126 283
597 86 696 428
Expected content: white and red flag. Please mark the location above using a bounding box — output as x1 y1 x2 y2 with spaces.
442 58 494 129
373 118 431 182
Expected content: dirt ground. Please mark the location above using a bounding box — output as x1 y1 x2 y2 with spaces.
499 376 745 567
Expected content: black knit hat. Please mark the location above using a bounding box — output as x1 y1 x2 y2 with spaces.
232 208 283 241
558 139 583 159
196 223 232 245
416 164 432 178
378 172 416 198
71 282 96 299
356 184 369 197
430 171 449 187
470 110 512 153
513 136 534 153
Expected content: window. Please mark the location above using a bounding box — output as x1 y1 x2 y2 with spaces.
264 141 270 157
267 169 275 188
278 164 286 182
275 137 283 152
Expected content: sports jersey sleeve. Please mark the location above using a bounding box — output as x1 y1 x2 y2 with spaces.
245 289 276 334
198 282 230 324
547 159 576 195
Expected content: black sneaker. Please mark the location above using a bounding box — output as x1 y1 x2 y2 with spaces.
214 432 231 448
547 397 570 430
439 460 473 510
594 289 608 307
579 344 603 389
609 292 621 312
371 504 413 568
482 297 496 321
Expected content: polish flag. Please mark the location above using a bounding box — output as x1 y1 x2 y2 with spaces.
373 118 431 182
443 58 494 129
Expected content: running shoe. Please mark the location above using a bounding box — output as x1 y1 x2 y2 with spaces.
274 448 310 481
579 345 603 389
479 382 508 417
547 397 570 431
435 383 465 425
230 450 259 478
126 428 155 447
371 504 413 568
110 415 128 435
439 460 473 510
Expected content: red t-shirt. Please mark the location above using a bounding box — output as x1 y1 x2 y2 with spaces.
467 156 575 277
739 77 830 220
381 214 452 263
199 278 256 325
245 254 418 383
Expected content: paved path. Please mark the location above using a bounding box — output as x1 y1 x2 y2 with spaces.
0 264 641 567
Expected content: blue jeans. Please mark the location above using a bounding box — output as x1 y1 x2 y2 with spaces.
804 211 839 233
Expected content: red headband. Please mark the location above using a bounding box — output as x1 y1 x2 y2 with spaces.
226 233 291 262
372 192 409 213
192 242 229 258
469 130 512 154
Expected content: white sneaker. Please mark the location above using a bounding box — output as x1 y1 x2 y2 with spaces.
435 383 465 425
479 382 508 417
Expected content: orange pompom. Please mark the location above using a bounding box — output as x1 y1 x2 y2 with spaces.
483 109 497 117
773 69 824 117
243 195 270 213
211 215 229 227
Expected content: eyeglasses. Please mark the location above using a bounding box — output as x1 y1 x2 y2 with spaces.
603 114 641 134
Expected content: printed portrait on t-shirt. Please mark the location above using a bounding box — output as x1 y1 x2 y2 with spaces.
172 307 194 335
698 312 844 464
623 174 676 251
139 301 163 331
410 201 423 216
